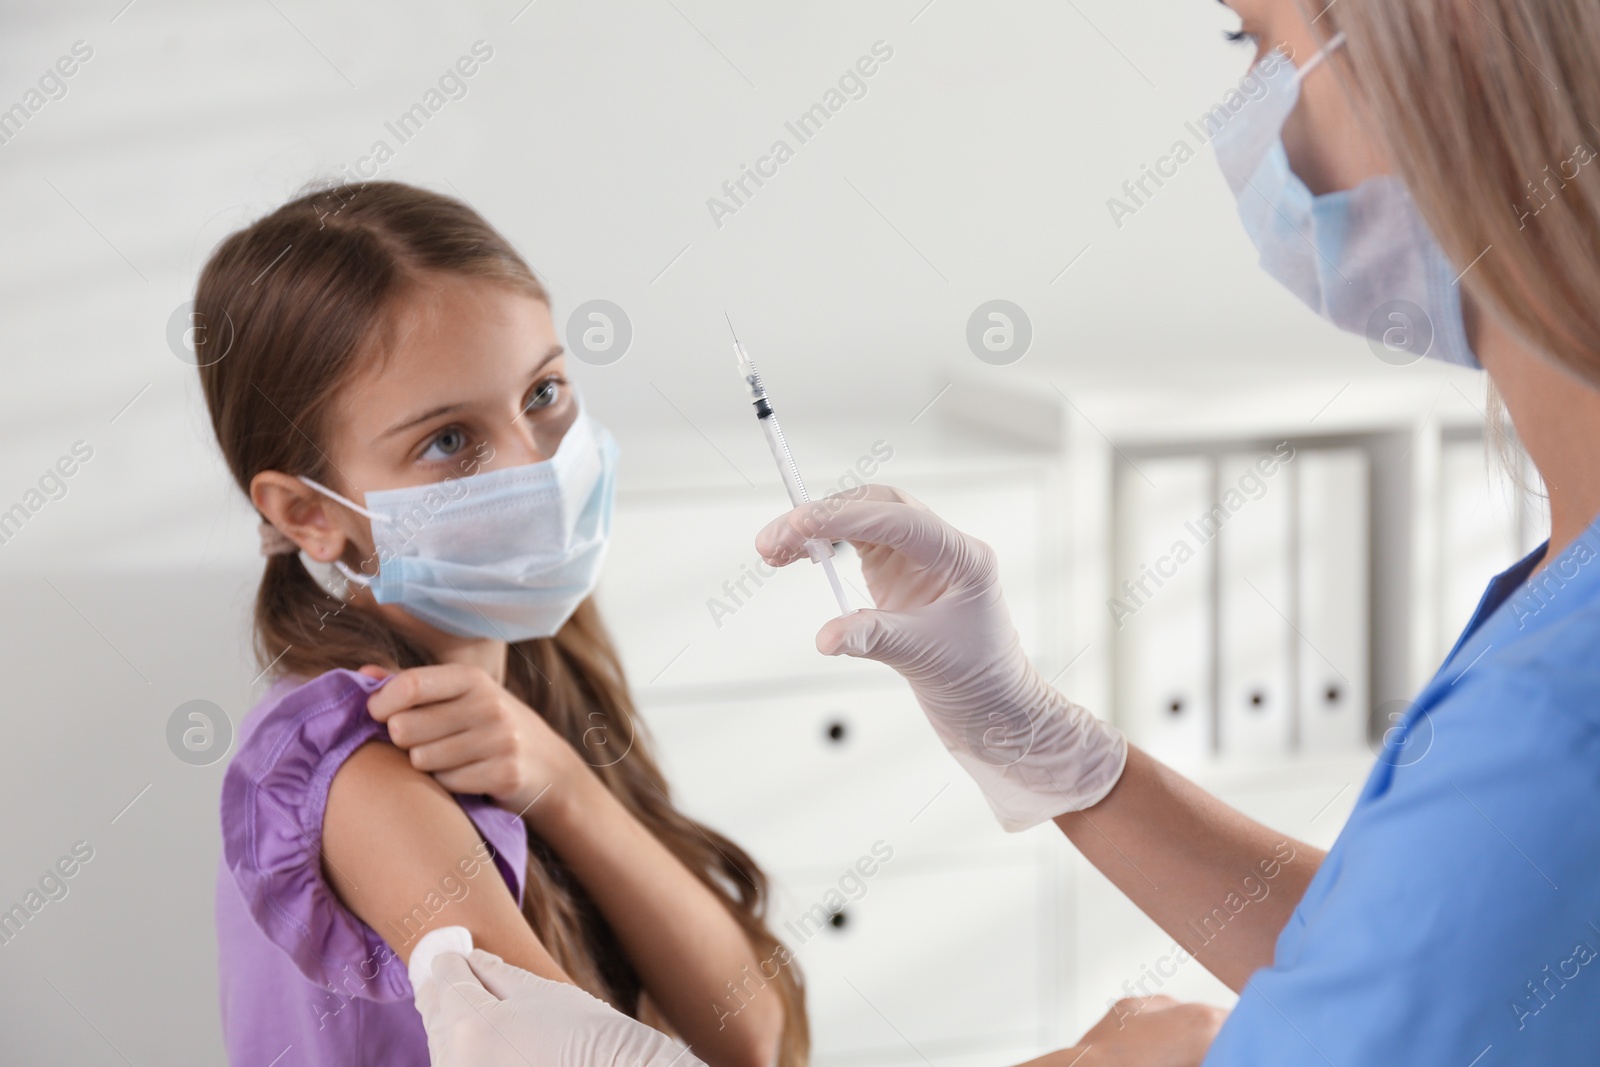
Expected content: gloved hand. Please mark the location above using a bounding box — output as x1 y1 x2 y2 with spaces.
414 942 703 1067
756 484 1127 831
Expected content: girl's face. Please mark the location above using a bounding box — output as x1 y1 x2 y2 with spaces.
324 273 574 499
1220 0 1391 196
269 271 574 650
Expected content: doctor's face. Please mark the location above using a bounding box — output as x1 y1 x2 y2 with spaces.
1218 0 1391 196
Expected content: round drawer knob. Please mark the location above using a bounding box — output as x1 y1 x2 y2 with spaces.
825 719 848 744
828 908 848 931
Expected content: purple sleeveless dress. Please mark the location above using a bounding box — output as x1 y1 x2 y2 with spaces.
215 668 529 1065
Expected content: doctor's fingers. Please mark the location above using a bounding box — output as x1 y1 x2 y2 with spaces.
466 948 548 1001
815 608 922 662
757 494 950 569
430 951 503 1013
366 663 485 722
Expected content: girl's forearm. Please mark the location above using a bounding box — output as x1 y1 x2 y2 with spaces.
531 765 783 1067
1053 745 1324 992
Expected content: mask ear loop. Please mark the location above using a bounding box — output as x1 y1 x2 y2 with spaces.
297 475 392 589
1294 30 1347 84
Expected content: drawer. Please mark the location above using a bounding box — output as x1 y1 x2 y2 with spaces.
641 687 1046 873
596 472 1049 692
769 859 1054 1061
597 488 874 690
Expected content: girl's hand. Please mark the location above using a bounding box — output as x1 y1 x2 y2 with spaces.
361 663 582 821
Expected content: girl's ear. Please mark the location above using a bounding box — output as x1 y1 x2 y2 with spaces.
250 470 351 563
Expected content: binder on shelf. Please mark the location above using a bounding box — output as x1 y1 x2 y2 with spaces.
1295 448 1370 753
1113 456 1215 763
1216 450 1295 760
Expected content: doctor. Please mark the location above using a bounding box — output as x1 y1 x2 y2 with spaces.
753 0 1600 1062
418 0 1600 1063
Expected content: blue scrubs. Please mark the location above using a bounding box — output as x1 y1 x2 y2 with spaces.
1205 522 1600 1065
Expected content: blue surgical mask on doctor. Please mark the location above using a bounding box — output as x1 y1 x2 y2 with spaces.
300 400 619 641
1210 32 1480 368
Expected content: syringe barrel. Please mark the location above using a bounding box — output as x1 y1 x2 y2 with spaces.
760 414 808 507
759 414 835 561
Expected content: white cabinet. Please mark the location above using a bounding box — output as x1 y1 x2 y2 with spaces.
597 487 874 691
641 686 1042 875
773 857 1055 1063
598 468 1051 695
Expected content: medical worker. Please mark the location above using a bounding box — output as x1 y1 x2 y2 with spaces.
758 1 1600 1063
418 0 1600 1064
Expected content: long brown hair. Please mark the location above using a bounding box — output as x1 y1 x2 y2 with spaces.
195 180 807 1066
1324 0 1600 387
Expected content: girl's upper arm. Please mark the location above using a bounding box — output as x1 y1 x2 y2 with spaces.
321 739 568 982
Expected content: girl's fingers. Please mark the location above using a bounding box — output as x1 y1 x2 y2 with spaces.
366 664 476 722
385 704 476 749
429 759 504 798
408 729 500 774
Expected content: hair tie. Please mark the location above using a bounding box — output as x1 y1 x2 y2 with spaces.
259 520 300 557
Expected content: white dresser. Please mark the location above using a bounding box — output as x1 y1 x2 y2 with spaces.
595 369 1529 1067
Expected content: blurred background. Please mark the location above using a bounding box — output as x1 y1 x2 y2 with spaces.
0 1 1542 1063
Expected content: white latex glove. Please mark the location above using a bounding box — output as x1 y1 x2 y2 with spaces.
413 935 703 1067
756 484 1127 831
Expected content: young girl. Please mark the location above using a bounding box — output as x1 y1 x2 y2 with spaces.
201 181 806 1066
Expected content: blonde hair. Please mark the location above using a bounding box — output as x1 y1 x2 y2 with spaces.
1325 1 1600 387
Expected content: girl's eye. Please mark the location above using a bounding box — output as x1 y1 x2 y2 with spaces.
1225 28 1258 47
420 426 469 462
522 376 564 416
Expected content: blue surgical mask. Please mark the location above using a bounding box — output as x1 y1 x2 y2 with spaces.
1210 34 1480 368
300 402 619 641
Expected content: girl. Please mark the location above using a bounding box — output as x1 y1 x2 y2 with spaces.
201 181 805 1066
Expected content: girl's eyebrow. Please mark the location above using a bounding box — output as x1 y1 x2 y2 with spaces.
378 343 565 440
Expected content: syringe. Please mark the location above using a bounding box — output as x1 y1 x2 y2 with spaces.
726 314 852 617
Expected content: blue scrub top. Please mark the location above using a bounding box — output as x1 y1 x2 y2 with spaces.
1205 519 1600 1065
